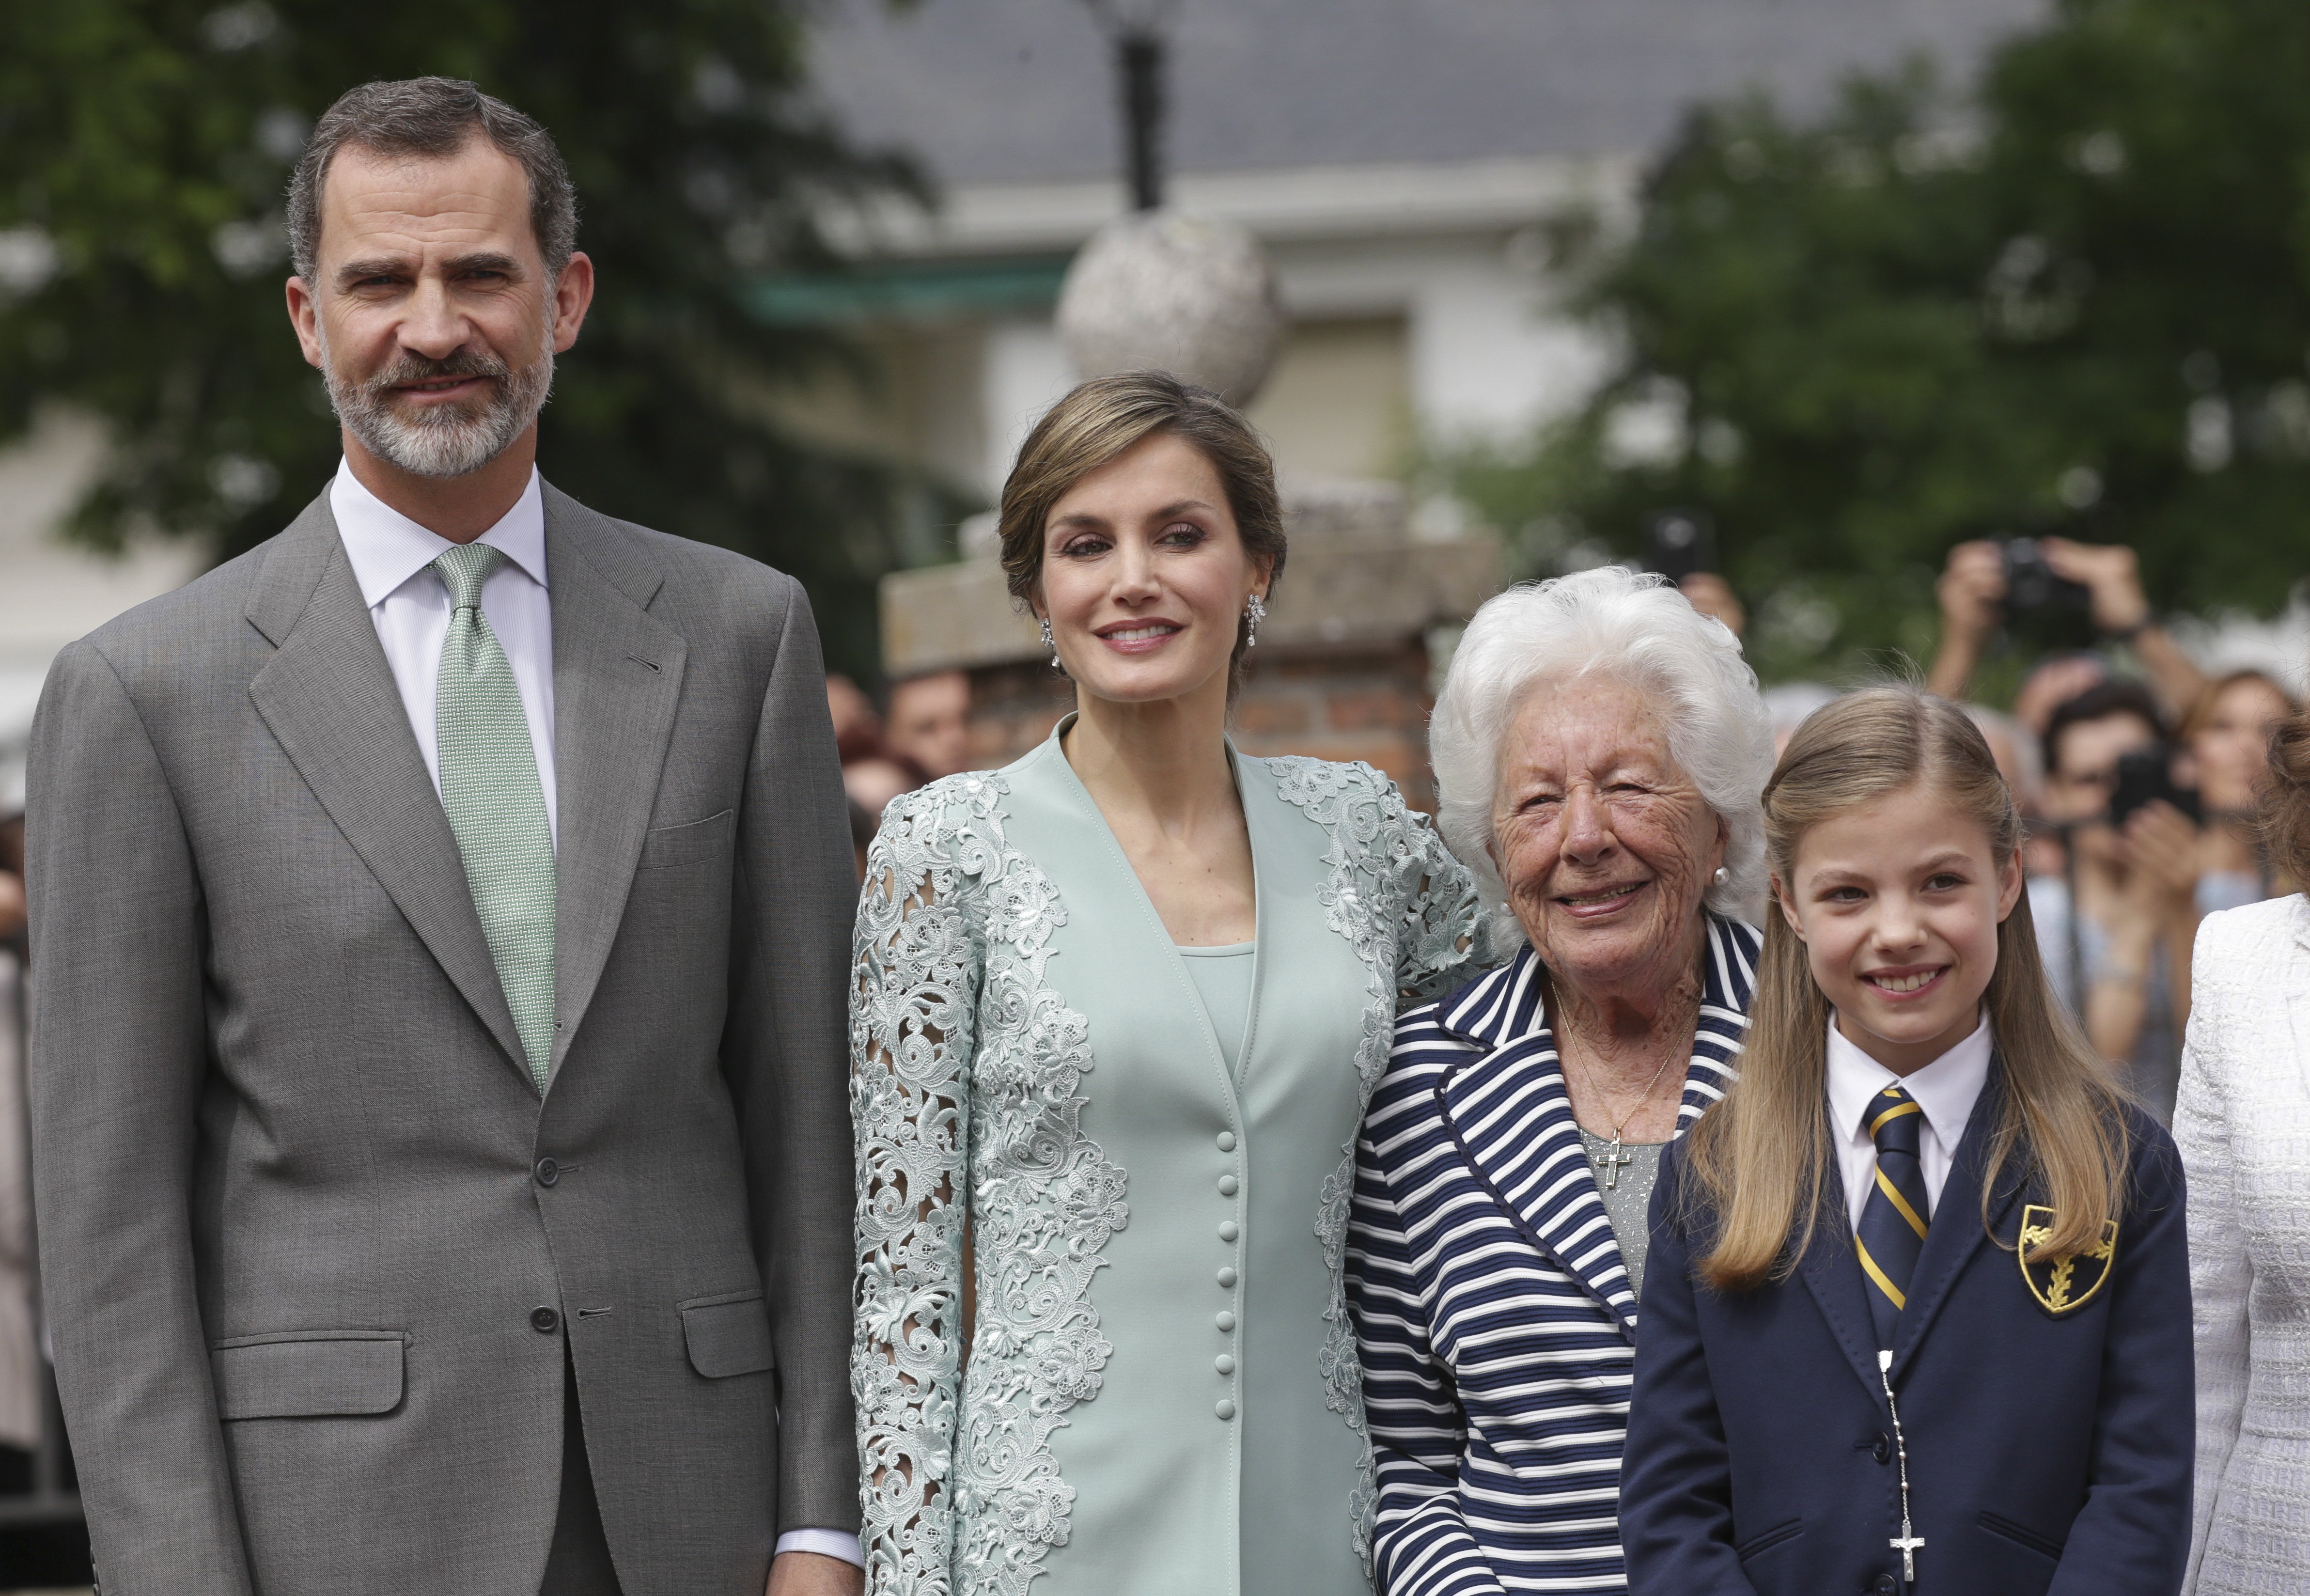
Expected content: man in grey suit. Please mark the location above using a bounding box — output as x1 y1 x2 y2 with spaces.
25 79 864 1596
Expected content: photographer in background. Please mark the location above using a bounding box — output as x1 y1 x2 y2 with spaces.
2031 681 2201 1122
1928 536 2208 724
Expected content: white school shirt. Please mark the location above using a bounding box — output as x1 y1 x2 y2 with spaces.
329 458 863 1570
1824 1012 1993 1231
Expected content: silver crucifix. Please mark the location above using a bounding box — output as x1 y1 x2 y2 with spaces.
1878 1349 1923 1582
1592 1138 1633 1191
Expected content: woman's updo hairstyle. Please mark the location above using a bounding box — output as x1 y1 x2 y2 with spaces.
997 371 1286 688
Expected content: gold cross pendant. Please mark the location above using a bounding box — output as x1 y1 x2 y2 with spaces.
1593 1138 1633 1191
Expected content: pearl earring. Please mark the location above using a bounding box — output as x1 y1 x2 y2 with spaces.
1245 593 1268 648
1712 866 1731 888
1039 615 1058 669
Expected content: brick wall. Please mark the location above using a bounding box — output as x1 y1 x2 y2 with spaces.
963 636 1441 813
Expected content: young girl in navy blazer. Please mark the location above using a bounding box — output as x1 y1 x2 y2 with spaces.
1620 686 2192 1596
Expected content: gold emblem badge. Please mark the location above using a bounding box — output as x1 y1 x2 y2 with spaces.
2016 1205 2118 1314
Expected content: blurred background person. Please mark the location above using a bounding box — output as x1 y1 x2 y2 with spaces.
826 673 886 767
1928 537 2205 726
827 673 932 876
883 670 971 782
1762 681 1839 761
2014 653 2113 740
1675 571 1745 642
1964 702 2042 815
1963 701 2061 877
2032 679 2201 1120
0 812 32 1493
2179 669 2297 915
840 755 919 880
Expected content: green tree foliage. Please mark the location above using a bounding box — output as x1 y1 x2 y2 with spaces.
0 0 929 676
1444 0 2310 685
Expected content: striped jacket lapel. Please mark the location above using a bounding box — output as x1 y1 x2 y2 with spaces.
1436 916 1760 1340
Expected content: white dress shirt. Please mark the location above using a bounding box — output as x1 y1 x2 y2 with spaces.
329 458 862 1570
1825 1011 1993 1230
331 458 560 847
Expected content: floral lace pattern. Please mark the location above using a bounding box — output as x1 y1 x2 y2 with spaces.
852 772 1126 1596
1270 757 1480 1570
853 758 1474 1595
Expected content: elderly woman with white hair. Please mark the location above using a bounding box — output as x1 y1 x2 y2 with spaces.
1347 566 1775 1596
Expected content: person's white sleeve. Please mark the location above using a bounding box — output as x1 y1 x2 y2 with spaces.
775 1528 865 1567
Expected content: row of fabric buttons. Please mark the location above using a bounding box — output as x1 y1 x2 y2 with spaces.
1216 1128 1239 1422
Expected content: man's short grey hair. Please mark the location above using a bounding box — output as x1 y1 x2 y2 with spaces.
1430 565 1776 944
286 77 578 285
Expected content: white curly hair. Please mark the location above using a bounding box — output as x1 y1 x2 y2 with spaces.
1430 565 1776 948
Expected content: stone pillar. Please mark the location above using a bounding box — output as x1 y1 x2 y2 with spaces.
878 481 1500 812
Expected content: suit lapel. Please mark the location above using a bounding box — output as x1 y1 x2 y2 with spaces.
1438 1018 1641 1337
1433 919 1764 1341
1795 1188 1894 1404
1890 1066 2021 1375
541 486 687 1082
246 494 530 1074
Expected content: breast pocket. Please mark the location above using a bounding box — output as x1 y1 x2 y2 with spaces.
679 1289 775 1378
638 809 734 871
210 1330 406 1419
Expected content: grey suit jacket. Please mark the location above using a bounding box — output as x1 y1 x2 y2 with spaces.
25 485 860 1596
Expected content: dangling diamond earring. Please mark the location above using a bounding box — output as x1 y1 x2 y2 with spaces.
1245 593 1268 648
1039 615 1059 669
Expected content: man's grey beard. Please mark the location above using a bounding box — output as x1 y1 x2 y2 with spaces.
321 326 555 479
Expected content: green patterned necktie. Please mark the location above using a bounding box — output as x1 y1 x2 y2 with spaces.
432 542 556 1091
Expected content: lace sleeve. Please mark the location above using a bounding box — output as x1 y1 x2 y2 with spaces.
1383 794 1481 1007
853 791 980 1596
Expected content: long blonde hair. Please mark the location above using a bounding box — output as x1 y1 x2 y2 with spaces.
1684 686 2131 1291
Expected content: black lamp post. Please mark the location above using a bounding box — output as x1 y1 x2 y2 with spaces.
1084 0 1180 211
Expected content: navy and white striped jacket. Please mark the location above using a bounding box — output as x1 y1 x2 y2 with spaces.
1347 915 1759 1596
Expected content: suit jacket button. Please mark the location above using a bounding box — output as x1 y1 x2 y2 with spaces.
531 1306 561 1334
1872 1433 1890 1463
534 1158 560 1187
1869 1577 1898 1596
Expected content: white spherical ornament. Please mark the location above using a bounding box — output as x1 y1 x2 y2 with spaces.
1055 210 1286 407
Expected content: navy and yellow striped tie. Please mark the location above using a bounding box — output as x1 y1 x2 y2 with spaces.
1856 1085 1931 1348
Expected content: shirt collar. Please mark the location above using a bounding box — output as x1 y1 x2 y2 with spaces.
330 456 547 609
1824 1008 1993 1151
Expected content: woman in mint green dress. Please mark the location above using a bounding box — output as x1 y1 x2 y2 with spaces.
851 374 1477 1596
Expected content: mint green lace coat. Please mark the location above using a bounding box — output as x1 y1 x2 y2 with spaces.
852 724 1478 1596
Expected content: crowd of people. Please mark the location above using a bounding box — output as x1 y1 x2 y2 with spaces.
17 73 2306 1596
1701 538 2297 1127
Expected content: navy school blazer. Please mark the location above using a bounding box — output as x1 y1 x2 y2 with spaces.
1619 1070 2192 1596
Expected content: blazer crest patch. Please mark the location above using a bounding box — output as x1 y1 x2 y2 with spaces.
2016 1205 2118 1314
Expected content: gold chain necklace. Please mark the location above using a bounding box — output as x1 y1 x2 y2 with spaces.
1573 1046 1681 1191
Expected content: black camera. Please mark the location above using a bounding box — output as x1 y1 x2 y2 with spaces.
2000 537 2090 614
2109 746 2201 828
